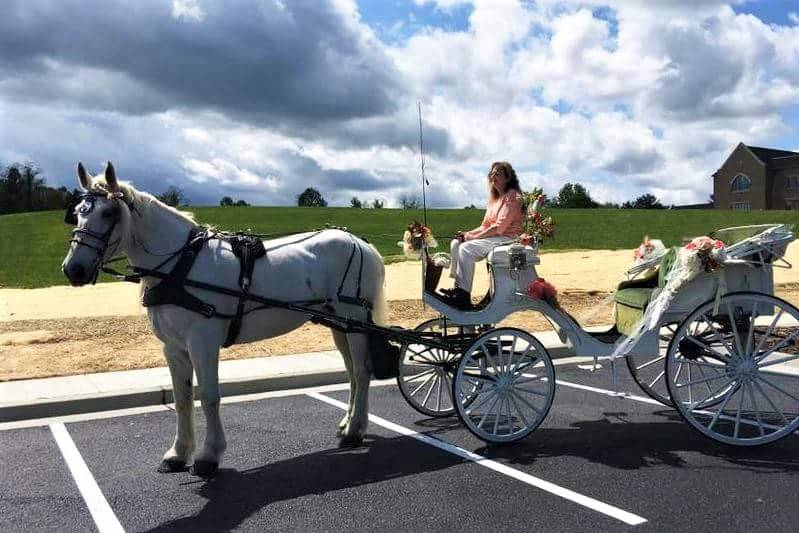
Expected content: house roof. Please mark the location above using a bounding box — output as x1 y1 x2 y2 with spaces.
746 145 799 165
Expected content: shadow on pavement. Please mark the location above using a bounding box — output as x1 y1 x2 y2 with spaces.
143 434 463 532
473 409 799 473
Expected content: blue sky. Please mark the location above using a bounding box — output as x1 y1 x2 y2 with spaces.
1 0 798 207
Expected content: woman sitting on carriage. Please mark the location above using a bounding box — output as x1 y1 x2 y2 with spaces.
439 161 525 310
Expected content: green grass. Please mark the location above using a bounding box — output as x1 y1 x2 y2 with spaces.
1 206 797 288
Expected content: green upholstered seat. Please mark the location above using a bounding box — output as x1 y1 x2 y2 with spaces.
614 247 677 335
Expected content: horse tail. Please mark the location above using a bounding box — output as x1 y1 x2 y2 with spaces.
368 244 388 325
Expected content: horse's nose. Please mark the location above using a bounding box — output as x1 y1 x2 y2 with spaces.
64 262 87 285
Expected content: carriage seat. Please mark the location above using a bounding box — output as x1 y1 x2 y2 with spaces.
614 247 677 335
486 244 540 268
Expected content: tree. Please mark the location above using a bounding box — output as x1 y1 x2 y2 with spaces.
399 194 421 209
350 196 363 208
631 193 664 209
220 196 234 206
556 182 597 208
371 198 384 209
234 199 250 206
156 186 188 207
1 162 72 214
297 187 327 207
464 204 477 209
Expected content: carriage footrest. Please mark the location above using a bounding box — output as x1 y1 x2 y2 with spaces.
368 333 400 379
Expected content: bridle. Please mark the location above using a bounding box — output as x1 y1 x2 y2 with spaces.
64 190 137 284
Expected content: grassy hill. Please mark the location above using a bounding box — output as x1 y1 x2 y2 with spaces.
0 206 797 288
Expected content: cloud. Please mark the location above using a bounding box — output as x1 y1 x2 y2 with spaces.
1 0 798 209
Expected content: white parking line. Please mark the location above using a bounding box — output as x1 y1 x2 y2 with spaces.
307 392 647 526
555 379 663 405
50 423 125 533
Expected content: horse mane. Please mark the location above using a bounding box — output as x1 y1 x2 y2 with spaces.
90 178 197 225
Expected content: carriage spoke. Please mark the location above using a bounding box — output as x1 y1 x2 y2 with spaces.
745 303 758 356
752 379 790 425
753 309 784 357
406 368 435 382
513 386 549 398
509 345 533 375
647 369 666 389
755 374 799 404
727 303 744 358
706 385 737 431
410 371 436 397
421 375 437 407
636 354 666 372
694 360 725 397
757 351 799 369
745 382 766 437
509 393 530 428
511 390 544 417
684 334 732 363
477 394 501 429
674 371 729 389
733 386 745 439
481 345 501 375
687 377 736 411
512 374 547 386
466 387 498 413
755 330 799 364
435 373 443 411
700 315 736 359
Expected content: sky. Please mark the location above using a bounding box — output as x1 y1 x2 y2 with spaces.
1 0 798 207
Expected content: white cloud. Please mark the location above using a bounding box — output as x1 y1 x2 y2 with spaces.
171 0 206 22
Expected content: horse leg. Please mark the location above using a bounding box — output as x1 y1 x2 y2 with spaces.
339 332 371 448
332 329 355 436
158 344 195 473
186 338 226 478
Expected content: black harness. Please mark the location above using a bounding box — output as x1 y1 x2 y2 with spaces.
65 191 137 284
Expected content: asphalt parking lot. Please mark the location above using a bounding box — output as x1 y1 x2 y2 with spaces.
2 362 798 533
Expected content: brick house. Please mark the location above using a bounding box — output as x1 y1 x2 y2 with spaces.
713 142 799 210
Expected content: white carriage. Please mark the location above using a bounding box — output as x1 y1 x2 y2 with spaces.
397 224 799 447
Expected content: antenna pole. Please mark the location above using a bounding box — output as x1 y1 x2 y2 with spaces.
418 101 428 227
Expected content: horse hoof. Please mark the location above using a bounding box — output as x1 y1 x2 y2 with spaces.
157 458 188 473
190 460 219 478
338 434 364 448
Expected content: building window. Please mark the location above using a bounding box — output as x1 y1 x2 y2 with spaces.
730 174 751 192
788 176 799 190
730 202 751 211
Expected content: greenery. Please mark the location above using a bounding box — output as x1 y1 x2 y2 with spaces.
623 193 664 209
2 206 797 288
155 186 188 207
1 163 80 215
399 194 422 209
371 199 384 209
554 182 598 208
297 187 327 207
350 196 363 208
220 196 250 206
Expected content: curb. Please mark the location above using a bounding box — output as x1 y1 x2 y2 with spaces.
0 334 577 423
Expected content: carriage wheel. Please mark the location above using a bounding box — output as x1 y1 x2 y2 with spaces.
453 328 555 443
626 323 679 406
666 292 799 446
397 318 463 418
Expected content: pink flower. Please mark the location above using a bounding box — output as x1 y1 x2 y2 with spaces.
520 233 533 246
527 278 558 303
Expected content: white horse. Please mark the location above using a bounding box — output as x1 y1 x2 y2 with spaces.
61 162 387 477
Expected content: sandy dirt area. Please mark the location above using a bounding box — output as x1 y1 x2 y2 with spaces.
2 245 799 381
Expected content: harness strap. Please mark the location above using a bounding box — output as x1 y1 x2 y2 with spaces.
141 228 221 318
223 234 267 348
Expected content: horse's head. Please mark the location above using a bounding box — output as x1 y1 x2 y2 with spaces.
61 161 136 286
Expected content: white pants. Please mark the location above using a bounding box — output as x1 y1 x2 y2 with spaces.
449 236 508 292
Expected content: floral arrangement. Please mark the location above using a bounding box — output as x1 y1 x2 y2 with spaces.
633 236 666 265
684 236 726 273
398 221 438 259
520 187 555 246
527 277 559 307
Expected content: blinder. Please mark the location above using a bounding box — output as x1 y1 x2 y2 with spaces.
64 191 134 283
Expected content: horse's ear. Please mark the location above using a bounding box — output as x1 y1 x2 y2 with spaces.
105 161 119 192
77 162 91 190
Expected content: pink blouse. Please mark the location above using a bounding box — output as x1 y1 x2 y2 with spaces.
465 190 524 240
